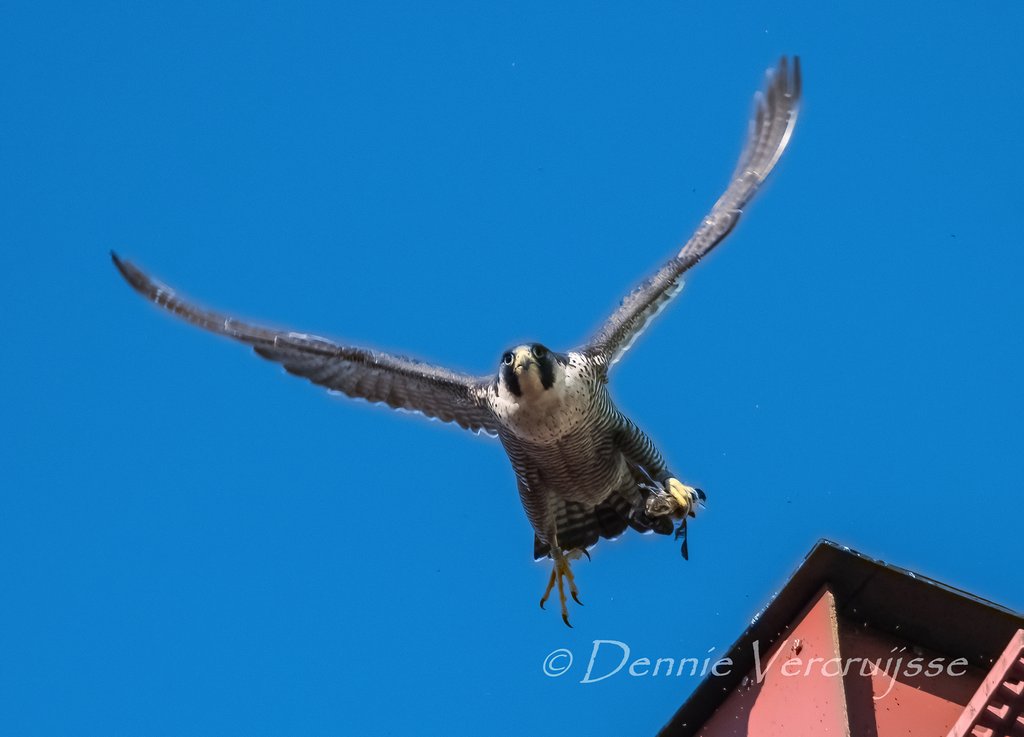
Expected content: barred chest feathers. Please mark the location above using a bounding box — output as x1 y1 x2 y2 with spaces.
490 350 605 444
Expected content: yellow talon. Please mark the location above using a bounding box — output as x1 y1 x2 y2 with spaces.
666 478 699 515
539 554 582 627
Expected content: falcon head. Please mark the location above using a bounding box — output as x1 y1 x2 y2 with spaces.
498 343 563 399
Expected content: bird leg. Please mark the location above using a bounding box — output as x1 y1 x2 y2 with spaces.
539 549 583 627
643 477 703 521
665 478 703 518
666 478 704 560
638 477 704 559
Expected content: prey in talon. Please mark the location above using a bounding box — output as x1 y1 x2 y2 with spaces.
111 58 801 627
637 470 705 560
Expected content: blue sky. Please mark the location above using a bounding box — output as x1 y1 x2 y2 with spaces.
3 2 1023 734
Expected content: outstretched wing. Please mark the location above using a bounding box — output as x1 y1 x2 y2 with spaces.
583 56 801 367
112 253 501 436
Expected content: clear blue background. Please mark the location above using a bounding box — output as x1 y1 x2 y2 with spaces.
3 2 1022 734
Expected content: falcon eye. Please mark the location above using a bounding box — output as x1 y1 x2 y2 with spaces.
502 352 514 366
532 345 547 359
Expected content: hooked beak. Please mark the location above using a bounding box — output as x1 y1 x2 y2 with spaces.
513 354 537 376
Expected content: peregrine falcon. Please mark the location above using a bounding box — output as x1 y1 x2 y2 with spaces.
112 57 800 626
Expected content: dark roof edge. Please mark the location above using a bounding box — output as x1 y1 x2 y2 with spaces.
657 539 1024 737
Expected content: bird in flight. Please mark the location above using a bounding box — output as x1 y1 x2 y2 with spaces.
113 57 800 626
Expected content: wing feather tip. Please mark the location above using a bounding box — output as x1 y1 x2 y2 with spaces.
110 251 152 296
110 250 131 282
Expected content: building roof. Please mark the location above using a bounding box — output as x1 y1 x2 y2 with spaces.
657 539 1024 736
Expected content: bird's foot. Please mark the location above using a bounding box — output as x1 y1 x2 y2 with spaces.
643 478 704 521
539 553 582 627
665 478 704 518
656 479 704 560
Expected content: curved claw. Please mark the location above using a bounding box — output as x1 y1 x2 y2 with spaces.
539 567 557 610
540 554 582 626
